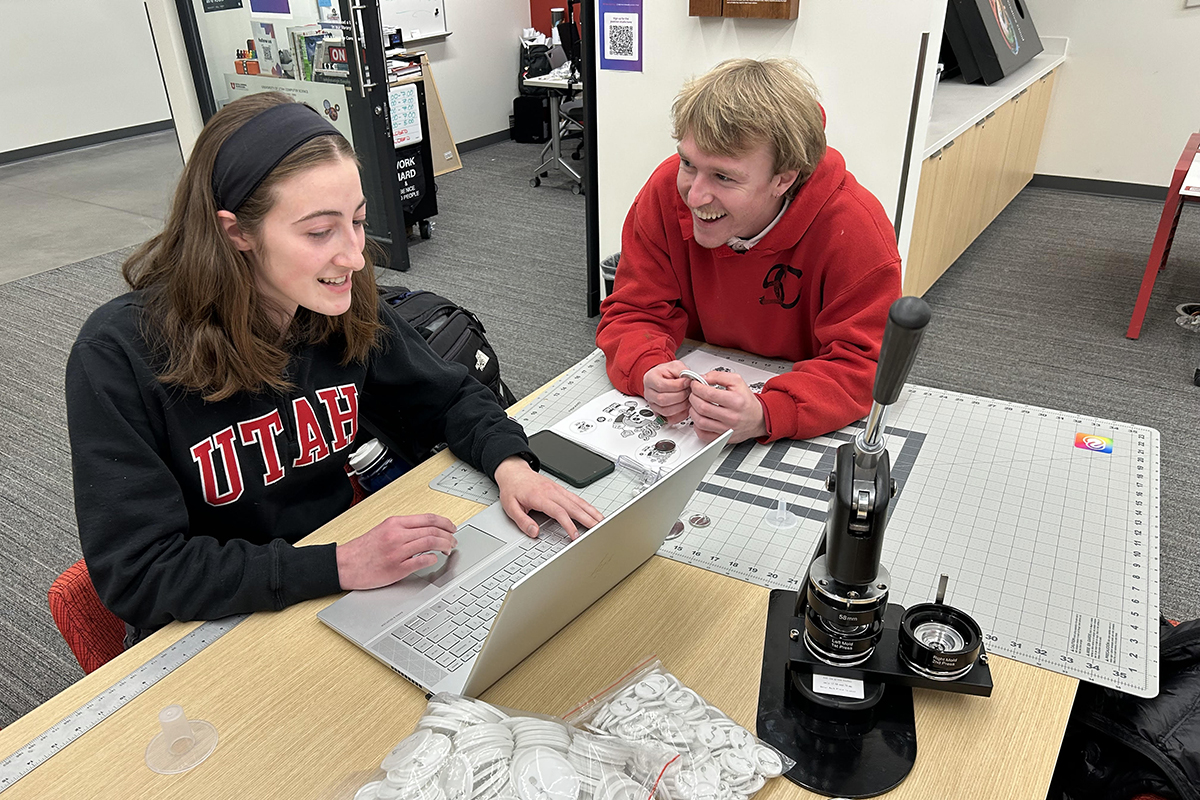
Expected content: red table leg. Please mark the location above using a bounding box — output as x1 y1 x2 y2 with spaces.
1127 132 1200 339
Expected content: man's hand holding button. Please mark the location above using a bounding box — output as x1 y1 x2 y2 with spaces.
688 371 767 444
641 360 692 424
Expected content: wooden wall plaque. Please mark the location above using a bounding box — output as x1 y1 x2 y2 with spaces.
722 0 799 19
690 0 800 19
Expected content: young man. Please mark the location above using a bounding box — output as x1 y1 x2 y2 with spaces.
596 58 901 444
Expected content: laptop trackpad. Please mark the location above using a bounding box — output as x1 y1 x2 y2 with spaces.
317 525 509 644
407 525 505 587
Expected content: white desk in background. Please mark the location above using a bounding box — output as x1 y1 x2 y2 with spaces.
522 74 584 194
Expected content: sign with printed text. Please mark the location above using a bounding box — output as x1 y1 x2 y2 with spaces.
599 0 642 72
388 84 424 148
203 0 243 11
224 73 353 145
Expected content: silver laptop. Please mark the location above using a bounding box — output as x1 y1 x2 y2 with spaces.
318 431 731 697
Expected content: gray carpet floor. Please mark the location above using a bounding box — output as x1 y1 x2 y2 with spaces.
1 141 1198 728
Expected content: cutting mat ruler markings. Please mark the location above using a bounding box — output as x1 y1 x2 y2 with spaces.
0 614 248 792
432 348 1161 695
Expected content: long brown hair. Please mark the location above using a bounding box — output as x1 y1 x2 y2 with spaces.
123 92 382 401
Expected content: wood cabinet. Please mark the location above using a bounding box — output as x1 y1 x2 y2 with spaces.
904 70 1057 296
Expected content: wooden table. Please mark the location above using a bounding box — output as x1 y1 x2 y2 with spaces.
0 393 1078 799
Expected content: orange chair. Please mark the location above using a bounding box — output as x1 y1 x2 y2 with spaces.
48 474 366 675
47 559 125 674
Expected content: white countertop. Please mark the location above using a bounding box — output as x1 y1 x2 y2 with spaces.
924 36 1067 158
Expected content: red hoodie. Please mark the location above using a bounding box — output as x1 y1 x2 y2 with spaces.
596 148 901 440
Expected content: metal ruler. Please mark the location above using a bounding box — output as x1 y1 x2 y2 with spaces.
0 614 247 792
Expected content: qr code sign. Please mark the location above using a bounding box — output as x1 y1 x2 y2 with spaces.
604 12 638 61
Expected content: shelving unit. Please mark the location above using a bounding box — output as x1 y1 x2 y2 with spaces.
904 37 1067 296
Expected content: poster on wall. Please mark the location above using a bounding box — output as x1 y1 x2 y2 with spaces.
203 0 244 11
316 0 341 22
249 0 291 15
224 73 354 145
598 0 642 72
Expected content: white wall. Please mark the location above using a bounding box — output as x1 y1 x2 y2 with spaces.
1033 0 1200 186
413 0 530 143
0 1 171 153
594 0 943 259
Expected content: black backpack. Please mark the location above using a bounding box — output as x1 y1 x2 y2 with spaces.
363 286 517 465
519 42 553 96
1048 616 1200 800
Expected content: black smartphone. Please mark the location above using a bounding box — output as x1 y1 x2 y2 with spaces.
527 430 615 488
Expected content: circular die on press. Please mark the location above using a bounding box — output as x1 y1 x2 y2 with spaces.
510 746 582 800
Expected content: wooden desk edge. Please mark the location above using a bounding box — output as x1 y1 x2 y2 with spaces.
0 361 1080 800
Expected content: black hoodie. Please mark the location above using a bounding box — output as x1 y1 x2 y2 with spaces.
65 292 531 630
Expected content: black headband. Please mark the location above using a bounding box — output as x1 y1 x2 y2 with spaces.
211 103 342 213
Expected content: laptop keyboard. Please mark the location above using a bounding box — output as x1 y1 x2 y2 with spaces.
389 524 570 672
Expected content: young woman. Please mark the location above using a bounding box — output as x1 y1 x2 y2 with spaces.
65 92 600 643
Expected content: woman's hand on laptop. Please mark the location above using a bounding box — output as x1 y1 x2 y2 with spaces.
494 456 603 540
336 514 459 590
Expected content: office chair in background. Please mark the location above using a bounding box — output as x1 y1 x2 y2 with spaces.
557 19 586 163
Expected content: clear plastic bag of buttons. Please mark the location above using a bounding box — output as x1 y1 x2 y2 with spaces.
561 658 794 800
351 692 679 800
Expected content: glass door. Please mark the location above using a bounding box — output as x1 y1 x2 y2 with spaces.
171 0 410 270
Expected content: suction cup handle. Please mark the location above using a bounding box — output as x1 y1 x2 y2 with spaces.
872 296 931 405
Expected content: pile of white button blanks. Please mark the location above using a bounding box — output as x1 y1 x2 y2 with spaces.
566 731 649 800
353 695 663 800
569 669 790 800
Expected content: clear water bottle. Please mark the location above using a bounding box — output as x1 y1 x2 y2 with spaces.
348 439 409 494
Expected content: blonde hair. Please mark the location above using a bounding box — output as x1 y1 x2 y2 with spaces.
671 58 827 197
